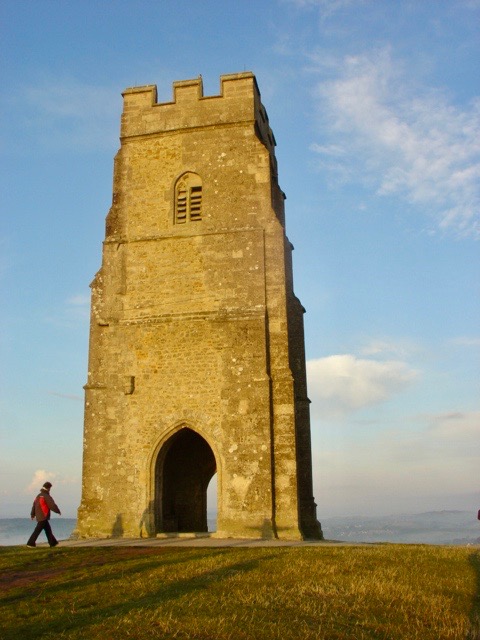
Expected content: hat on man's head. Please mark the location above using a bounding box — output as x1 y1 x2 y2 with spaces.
42 482 52 490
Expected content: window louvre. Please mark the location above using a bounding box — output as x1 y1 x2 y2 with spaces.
175 173 202 224
176 188 187 223
189 186 202 221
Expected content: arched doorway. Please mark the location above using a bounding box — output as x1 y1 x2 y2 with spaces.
155 428 216 533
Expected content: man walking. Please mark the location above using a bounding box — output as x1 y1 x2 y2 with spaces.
27 481 61 548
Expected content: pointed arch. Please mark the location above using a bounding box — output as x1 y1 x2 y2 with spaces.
149 422 218 533
174 172 203 224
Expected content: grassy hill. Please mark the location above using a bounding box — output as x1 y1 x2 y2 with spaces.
1 544 479 639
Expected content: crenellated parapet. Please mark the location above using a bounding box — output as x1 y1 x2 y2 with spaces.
121 72 276 155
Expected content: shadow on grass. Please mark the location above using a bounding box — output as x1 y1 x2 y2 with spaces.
468 551 480 640
3 548 285 639
1 547 230 604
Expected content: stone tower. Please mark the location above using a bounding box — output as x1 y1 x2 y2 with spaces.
77 73 322 540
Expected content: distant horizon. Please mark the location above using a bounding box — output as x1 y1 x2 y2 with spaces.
2 506 478 521
2 510 478 548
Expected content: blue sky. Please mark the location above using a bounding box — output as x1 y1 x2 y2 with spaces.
1 0 479 520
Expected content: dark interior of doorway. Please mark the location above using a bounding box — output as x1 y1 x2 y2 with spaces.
156 428 216 533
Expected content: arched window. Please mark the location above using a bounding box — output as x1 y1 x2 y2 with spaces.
174 172 202 224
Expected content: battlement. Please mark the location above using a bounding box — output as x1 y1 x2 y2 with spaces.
120 72 275 150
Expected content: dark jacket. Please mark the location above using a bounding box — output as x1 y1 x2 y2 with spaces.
30 489 61 522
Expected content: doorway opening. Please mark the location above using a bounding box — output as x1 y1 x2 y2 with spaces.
207 473 217 532
155 428 216 533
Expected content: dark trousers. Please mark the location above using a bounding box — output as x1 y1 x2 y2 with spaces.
27 520 58 547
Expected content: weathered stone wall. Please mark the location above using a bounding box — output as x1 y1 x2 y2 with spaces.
77 72 322 540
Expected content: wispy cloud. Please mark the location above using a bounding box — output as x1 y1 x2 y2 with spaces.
358 337 420 359
313 408 479 514
19 78 120 152
45 292 90 328
65 293 91 322
309 48 480 238
285 0 366 18
450 336 480 348
307 353 418 418
46 391 83 401
427 410 480 442
66 293 90 324
67 294 90 306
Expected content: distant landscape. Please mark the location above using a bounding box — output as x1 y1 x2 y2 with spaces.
321 510 480 545
1 510 478 546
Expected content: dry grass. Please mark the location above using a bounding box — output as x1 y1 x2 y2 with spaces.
1 544 479 639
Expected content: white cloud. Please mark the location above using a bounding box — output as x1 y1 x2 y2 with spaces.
310 48 480 238
25 469 57 494
307 353 418 418
25 469 80 497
